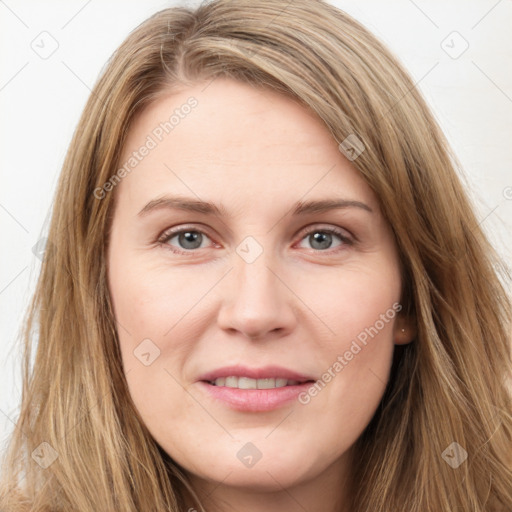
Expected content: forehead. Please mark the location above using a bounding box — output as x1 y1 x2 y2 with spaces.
114 78 378 216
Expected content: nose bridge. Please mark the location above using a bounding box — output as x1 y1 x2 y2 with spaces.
216 239 296 339
236 249 277 301
234 243 282 312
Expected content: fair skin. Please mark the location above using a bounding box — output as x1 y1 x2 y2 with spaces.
107 78 414 512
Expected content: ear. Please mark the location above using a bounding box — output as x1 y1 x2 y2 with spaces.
393 314 416 345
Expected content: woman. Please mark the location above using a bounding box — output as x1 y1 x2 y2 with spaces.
1 0 511 510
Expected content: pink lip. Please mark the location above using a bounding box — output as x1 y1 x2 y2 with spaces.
197 365 315 383
196 365 316 412
197 382 315 412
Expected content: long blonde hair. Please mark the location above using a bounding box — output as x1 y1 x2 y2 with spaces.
1 1 511 510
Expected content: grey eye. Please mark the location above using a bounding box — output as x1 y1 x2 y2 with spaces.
308 232 334 250
297 229 346 251
170 230 207 250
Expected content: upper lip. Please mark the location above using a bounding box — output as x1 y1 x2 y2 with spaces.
197 365 316 383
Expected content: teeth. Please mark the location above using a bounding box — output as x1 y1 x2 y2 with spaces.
225 376 238 388
211 376 301 389
257 378 276 389
275 378 288 388
238 377 257 389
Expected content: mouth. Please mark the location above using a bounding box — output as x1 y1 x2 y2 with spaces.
197 365 316 412
206 376 312 389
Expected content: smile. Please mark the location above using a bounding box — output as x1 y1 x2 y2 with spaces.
209 376 302 389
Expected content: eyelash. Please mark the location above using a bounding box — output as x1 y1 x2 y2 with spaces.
156 225 354 256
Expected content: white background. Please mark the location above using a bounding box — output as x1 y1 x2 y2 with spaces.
1 0 511 453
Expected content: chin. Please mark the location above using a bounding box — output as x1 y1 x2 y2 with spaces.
169 436 327 491
192 462 314 492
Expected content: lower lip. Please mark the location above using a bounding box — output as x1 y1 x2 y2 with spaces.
197 381 314 412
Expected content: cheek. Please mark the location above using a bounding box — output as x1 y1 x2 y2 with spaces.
302 259 401 347
108 266 203 440
292 262 400 434
109 259 210 354
108 256 226 421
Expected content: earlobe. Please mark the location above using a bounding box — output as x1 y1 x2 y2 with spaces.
394 317 416 345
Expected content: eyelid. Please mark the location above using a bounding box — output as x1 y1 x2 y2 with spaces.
298 224 354 243
157 223 215 244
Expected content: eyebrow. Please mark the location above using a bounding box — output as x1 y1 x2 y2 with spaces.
137 196 373 217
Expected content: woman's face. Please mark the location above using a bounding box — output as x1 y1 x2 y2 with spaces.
107 78 412 494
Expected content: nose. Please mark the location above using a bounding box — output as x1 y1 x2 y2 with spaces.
216 251 297 340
